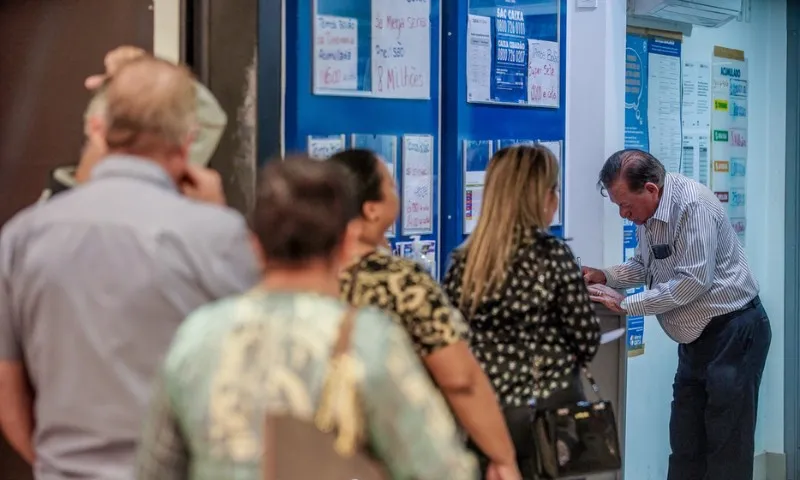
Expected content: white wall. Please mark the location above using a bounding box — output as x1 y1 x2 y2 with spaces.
677 0 787 458
567 0 787 478
565 1 625 267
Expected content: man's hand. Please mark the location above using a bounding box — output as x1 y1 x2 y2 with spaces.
582 266 607 286
588 284 626 314
486 461 522 480
85 46 147 90
180 165 226 206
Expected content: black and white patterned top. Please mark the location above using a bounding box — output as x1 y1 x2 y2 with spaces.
443 228 600 407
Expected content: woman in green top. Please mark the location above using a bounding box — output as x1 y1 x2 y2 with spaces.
134 156 476 480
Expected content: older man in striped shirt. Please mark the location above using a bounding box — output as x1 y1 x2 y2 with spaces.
583 149 770 480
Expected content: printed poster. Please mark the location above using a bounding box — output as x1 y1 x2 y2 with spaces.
647 37 682 174
681 60 711 130
623 220 645 357
492 5 527 104
393 240 437 280
463 140 493 234
625 34 649 151
467 14 492 103
539 141 563 226
711 46 748 246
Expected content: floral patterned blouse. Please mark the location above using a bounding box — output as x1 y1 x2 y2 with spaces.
134 291 476 480
340 250 469 357
443 228 600 407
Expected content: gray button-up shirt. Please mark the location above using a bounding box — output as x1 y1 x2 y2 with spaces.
0 156 261 480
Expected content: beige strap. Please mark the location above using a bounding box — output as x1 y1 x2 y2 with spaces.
330 307 357 360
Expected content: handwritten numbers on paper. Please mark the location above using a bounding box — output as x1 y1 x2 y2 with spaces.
527 39 560 107
371 0 431 99
313 15 359 92
401 135 434 234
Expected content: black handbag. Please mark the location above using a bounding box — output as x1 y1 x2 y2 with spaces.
532 368 622 479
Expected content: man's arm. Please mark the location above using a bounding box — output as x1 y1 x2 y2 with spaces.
135 371 189 480
363 320 478 480
603 244 647 289
622 203 718 316
0 236 34 464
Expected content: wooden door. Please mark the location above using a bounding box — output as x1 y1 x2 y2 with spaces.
0 1 153 477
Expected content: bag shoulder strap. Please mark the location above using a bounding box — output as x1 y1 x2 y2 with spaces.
581 366 603 401
331 307 357 360
316 306 362 456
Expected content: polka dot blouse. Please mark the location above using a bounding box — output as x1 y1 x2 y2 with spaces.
443 228 601 407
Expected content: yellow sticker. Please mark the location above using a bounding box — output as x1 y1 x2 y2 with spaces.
714 99 729 111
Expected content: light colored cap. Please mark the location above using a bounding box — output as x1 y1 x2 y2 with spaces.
84 80 227 167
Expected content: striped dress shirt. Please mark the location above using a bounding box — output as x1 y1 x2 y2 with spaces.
603 173 759 344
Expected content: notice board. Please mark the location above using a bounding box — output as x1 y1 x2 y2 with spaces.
440 0 567 268
277 0 442 275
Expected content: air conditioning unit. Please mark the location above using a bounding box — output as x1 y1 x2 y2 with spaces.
633 0 743 28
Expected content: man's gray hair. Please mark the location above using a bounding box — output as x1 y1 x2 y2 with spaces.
597 149 666 197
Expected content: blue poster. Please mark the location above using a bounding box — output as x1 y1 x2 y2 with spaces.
627 317 645 354
464 139 493 173
351 134 398 165
625 34 649 151
623 219 646 356
492 5 527 104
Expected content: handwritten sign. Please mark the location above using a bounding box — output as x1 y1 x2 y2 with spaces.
371 0 431 99
307 135 345 160
313 15 358 92
527 39 559 107
401 135 434 234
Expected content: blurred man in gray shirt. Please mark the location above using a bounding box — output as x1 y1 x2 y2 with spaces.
0 56 261 479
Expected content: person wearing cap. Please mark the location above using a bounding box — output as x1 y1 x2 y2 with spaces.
0 56 261 479
38 46 228 202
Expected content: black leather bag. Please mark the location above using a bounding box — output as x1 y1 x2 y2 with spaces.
532 368 622 479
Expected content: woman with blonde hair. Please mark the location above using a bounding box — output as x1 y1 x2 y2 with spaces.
443 144 601 479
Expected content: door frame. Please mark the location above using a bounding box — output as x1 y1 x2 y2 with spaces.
784 1 800 477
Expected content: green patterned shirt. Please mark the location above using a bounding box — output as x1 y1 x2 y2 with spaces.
134 290 477 480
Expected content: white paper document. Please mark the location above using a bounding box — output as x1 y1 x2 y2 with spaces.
540 141 563 225
307 135 345 160
401 135 434 234
313 15 359 92
600 328 626 345
648 50 682 174
371 0 431 99
681 60 711 130
527 40 560 108
681 132 710 185
466 14 492 103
